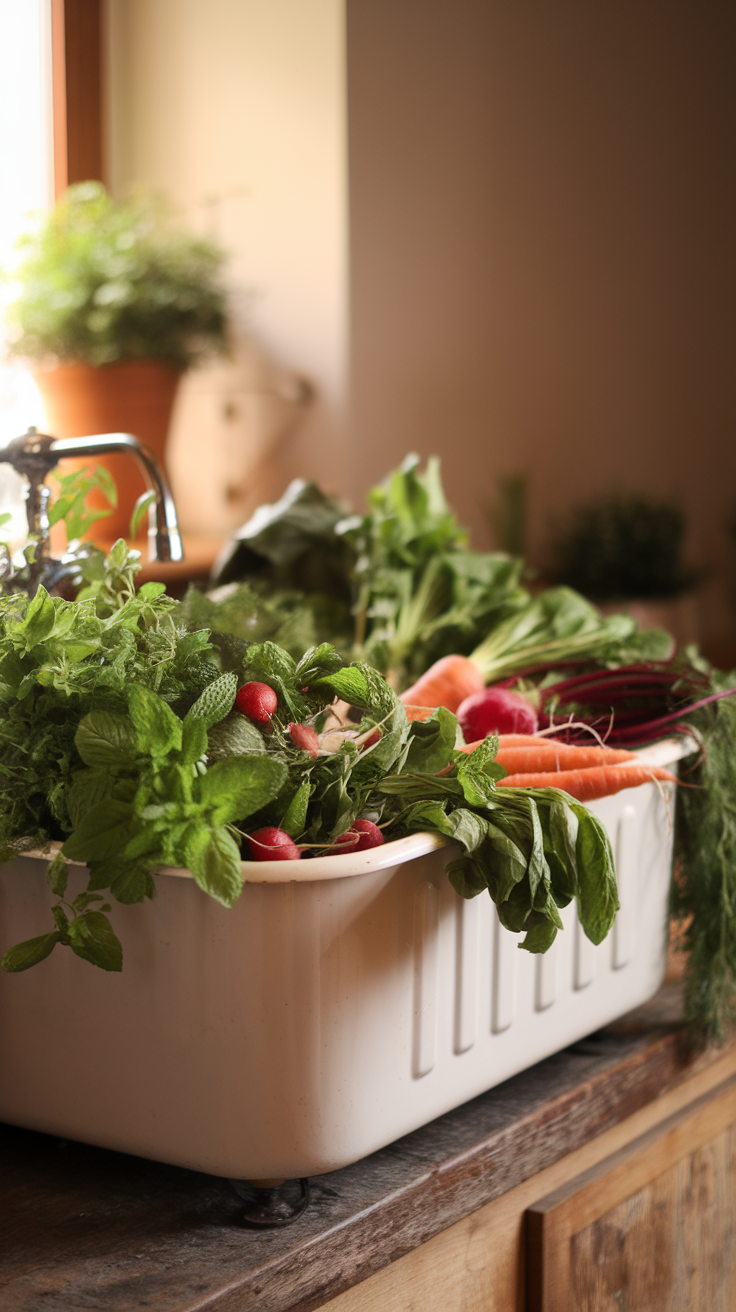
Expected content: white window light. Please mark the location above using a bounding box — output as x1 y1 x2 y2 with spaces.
0 0 54 544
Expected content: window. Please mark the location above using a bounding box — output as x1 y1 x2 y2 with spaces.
0 0 53 535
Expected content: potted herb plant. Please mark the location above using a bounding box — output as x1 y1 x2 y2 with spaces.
547 495 701 646
3 182 229 539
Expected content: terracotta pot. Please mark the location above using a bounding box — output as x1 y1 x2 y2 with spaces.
34 360 181 543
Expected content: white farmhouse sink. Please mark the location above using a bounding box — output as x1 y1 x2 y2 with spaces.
0 749 683 1180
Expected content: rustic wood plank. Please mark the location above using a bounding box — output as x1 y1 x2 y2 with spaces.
568 1130 736 1311
526 1074 736 1312
320 1046 736 1312
0 987 730 1312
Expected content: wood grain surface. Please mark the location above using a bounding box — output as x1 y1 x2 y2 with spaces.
527 1073 736 1311
0 986 726 1312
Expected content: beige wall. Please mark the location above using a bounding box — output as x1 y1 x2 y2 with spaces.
347 1 736 650
104 0 348 509
105 0 735 648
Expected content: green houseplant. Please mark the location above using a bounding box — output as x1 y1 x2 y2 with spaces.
546 494 701 647
3 182 229 539
548 495 696 603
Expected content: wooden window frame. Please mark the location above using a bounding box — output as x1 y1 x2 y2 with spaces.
51 0 103 196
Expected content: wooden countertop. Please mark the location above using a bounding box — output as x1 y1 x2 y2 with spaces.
0 986 726 1312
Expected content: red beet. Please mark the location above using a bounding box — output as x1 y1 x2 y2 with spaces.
246 826 301 861
288 722 320 757
235 681 278 726
456 686 538 740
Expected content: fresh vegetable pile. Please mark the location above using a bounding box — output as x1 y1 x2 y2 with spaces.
194 455 736 1042
0 537 621 972
4 453 736 1045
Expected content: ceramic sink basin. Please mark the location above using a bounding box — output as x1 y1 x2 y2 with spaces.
0 744 683 1180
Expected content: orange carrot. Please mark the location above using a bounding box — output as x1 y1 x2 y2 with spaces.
495 745 639 773
403 704 439 722
498 734 556 747
401 655 485 714
497 765 677 802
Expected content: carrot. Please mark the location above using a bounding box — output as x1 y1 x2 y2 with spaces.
499 734 557 747
495 745 640 773
497 764 677 802
400 654 485 714
403 704 439 723
457 736 559 755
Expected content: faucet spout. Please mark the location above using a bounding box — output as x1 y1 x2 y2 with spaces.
0 428 184 565
49 433 184 563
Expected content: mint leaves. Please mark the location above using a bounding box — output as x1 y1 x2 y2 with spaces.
0 612 619 974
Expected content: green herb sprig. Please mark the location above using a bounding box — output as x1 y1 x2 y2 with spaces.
1 627 619 973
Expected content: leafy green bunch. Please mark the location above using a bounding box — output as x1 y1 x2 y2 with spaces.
0 547 216 856
200 457 674 697
1 624 619 975
336 455 527 685
468 586 675 686
673 670 736 1040
4 181 228 369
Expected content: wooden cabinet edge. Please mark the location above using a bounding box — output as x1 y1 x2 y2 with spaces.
525 1071 736 1312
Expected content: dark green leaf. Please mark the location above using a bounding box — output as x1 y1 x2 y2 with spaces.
75 711 137 767
572 803 619 944
196 755 287 824
404 707 458 774
280 779 310 837
62 798 135 862
519 913 559 953
1 931 61 972
128 684 182 757
180 716 208 767
51 904 70 933
66 911 123 971
313 666 370 706
294 643 343 682
67 768 114 829
186 671 238 729
47 851 68 897
130 492 157 539
17 585 56 649
110 864 156 903
186 825 243 907
447 855 489 899
206 711 265 760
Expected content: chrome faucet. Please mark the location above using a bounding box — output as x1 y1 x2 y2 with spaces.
0 427 184 590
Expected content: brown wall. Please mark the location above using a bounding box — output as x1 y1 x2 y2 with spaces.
347 0 736 649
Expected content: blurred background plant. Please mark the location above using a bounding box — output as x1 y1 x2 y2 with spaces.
2 182 229 370
485 472 528 559
547 494 699 602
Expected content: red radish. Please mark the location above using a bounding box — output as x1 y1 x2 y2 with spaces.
288 722 320 757
457 686 538 740
236 681 278 726
333 830 360 850
332 819 385 854
246 826 301 861
362 728 381 748
352 818 384 850
400 654 485 714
